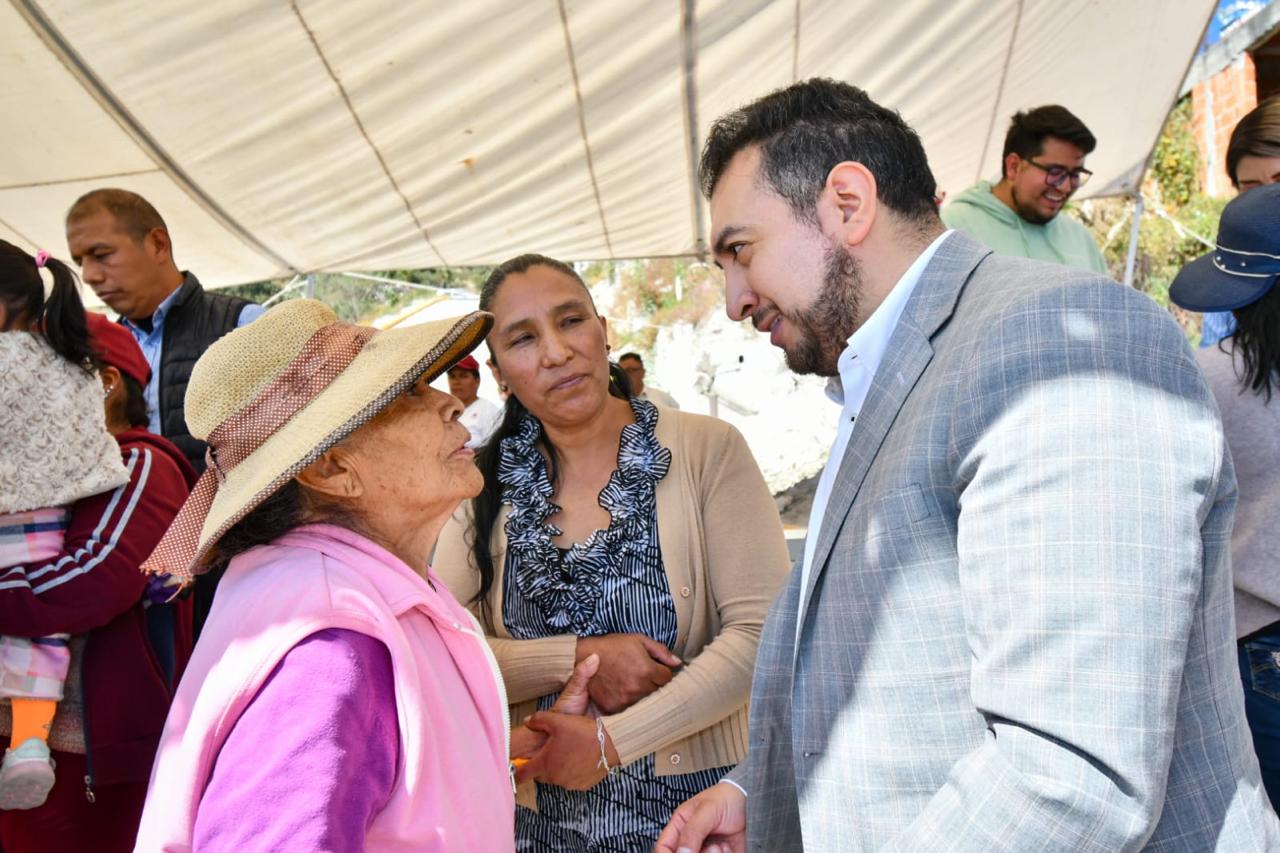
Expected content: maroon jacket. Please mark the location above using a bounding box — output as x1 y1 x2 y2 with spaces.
0 428 196 788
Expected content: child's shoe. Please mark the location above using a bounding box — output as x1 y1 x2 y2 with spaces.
0 737 55 810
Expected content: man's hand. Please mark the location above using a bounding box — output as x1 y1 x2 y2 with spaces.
510 653 599 760
515 711 620 790
575 633 681 714
654 782 746 853
552 651 599 716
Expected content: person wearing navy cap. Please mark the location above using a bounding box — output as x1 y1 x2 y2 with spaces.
1171 183 1280 808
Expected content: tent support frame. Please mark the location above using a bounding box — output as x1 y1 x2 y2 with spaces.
1122 194 1144 289
681 0 706 259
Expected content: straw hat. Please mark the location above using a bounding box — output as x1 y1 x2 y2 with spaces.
142 298 492 583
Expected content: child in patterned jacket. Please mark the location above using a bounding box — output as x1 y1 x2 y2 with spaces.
0 241 127 809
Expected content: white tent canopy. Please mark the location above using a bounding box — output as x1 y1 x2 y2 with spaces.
2 0 1212 287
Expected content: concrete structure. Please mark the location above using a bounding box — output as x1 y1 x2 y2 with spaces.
1186 2 1280 194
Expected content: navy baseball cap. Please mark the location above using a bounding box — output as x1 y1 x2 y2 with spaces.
1169 184 1280 313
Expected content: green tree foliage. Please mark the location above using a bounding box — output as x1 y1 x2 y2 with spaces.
1150 98 1202 209
584 258 723 353
1087 95 1227 342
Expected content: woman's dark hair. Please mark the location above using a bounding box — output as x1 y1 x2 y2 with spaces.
469 254 631 607
1228 283 1280 401
202 476 360 578
1000 105 1097 179
1226 95 1280 188
699 78 939 226
120 374 150 429
202 480 309 576
0 240 94 372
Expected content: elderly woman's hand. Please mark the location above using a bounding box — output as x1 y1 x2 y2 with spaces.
574 633 681 714
515 711 621 790
510 653 599 761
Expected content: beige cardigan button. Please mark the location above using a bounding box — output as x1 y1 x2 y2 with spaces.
680 586 690 597
669 753 681 765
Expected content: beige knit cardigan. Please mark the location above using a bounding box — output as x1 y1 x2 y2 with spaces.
435 407 790 805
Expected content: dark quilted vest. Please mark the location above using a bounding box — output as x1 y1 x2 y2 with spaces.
158 273 252 474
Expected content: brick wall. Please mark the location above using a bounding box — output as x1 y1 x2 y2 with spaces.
1257 28 1280 101
1191 52 1258 196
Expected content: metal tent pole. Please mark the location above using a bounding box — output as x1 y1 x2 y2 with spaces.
1123 194 1144 289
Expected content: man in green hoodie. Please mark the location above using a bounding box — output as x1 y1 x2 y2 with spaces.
942 105 1108 274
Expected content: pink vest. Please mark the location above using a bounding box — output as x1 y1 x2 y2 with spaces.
135 524 514 852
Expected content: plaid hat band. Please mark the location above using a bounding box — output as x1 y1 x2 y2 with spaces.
204 322 376 482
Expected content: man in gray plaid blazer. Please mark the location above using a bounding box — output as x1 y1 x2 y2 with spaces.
657 79 1279 851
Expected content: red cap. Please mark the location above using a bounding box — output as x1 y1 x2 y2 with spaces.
452 355 480 372
86 312 151 386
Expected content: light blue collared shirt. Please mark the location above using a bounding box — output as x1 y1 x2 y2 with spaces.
122 278 264 434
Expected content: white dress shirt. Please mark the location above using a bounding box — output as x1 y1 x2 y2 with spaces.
795 230 953 641
460 397 502 448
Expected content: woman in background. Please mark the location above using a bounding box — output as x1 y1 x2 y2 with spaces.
1200 94 1280 347
1171 184 1280 807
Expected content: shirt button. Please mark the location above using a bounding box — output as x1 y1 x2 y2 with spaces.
680 586 690 597
669 753 681 766
452 622 461 629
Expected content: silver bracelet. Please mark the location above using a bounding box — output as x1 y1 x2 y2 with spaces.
595 718 617 776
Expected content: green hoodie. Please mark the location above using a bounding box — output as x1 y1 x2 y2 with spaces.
941 180 1108 275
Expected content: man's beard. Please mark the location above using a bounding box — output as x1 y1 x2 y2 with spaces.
781 241 863 377
1011 185 1055 225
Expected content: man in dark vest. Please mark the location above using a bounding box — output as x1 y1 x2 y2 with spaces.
66 188 264 635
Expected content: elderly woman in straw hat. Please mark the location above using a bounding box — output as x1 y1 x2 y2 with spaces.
133 299 596 852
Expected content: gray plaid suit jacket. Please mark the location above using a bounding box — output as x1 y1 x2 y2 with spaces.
728 232 1280 851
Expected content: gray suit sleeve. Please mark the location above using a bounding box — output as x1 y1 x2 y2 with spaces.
887 280 1229 851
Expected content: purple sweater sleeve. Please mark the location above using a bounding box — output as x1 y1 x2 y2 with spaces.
193 628 399 852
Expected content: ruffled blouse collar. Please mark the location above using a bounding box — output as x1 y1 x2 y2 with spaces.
497 397 670 633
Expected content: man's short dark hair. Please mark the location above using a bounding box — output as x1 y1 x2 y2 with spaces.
66 188 168 243
699 78 939 226
1001 106 1096 178
1226 95 1280 188
618 352 643 366
448 365 481 379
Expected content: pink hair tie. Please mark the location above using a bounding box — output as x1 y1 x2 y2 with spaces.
34 250 51 268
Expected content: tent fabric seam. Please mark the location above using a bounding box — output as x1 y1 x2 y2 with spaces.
11 0 301 275
974 0 1025 184
681 0 706 257
289 1 449 266
0 168 163 192
557 0 615 258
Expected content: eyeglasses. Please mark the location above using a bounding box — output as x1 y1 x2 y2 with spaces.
1023 159 1092 188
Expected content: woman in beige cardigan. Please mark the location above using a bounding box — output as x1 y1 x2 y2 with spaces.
435 254 789 850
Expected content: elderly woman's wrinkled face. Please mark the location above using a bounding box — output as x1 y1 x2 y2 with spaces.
487 266 612 428
343 375 482 515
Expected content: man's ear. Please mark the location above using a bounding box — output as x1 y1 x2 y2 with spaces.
296 447 364 500
820 161 878 249
146 227 174 265
1003 152 1021 183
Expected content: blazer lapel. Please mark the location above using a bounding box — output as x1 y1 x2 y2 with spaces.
797 232 991 625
